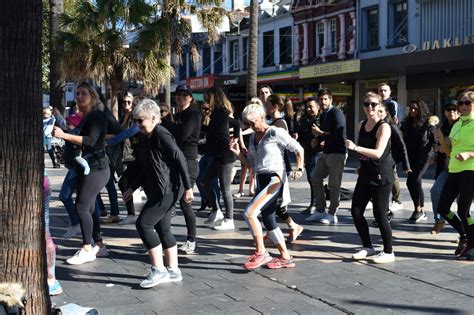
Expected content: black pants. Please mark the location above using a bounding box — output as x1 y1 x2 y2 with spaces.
351 181 393 254
202 157 234 219
136 190 178 249
180 159 198 242
406 164 428 209
438 171 474 247
118 162 135 216
76 167 110 245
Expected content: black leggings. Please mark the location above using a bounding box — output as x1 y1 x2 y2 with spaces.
351 181 393 254
136 190 178 249
180 159 198 242
406 164 428 209
76 167 110 245
118 162 135 216
437 171 474 247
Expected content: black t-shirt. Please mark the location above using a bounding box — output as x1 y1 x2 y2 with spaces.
206 107 236 163
79 110 108 170
357 120 394 186
173 106 201 160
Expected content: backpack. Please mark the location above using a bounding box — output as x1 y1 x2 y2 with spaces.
324 184 354 201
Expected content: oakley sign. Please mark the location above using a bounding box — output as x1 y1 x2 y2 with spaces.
403 35 473 53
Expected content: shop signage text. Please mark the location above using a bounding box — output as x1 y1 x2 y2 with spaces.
299 60 360 79
186 75 214 90
403 35 473 53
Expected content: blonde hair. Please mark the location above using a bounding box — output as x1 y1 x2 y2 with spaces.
248 97 263 107
77 82 104 111
242 104 266 121
458 91 474 103
363 92 382 104
205 87 234 114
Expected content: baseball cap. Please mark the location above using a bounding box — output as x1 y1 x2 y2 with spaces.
175 84 192 96
444 99 458 111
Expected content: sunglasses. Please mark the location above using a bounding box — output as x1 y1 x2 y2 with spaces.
202 107 210 112
124 101 132 104
134 117 151 124
363 102 379 108
445 107 457 112
457 100 472 106
409 106 419 110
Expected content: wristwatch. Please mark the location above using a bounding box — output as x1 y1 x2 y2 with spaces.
296 168 304 172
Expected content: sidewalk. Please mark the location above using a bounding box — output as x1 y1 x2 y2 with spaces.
47 159 474 314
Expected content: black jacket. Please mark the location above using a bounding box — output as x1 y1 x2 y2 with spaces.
130 125 191 197
320 106 347 154
173 106 201 160
387 121 410 171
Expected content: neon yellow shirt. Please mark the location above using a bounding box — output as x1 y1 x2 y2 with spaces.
449 114 474 173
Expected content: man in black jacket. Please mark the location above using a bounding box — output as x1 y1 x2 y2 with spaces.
305 88 347 225
173 84 201 254
378 83 405 211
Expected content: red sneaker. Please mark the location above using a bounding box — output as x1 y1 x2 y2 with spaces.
266 256 295 269
244 251 272 270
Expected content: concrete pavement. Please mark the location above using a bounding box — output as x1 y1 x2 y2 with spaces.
47 157 474 314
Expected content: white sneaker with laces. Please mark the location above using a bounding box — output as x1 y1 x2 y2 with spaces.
213 219 235 231
140 267 170 288
167 268 183 282
63 224 81 238
352 247 376 260
372 251 395 264
66 248 97 265
204 209 224 225
320 214 338 225
389 201 403 212
305 211 326 222
118 215 138 225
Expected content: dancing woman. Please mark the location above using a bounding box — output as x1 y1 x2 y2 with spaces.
122 99 193 288
346 92 395 264
437 91 474 260
231 104 304 269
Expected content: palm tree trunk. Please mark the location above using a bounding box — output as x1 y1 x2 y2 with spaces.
49 0 65 113
246 0 259 100
0 0 50 313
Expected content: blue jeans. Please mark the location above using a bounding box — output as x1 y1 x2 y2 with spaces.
430 169 448 223
305 152 322 206
96 169 119 216
60 168 101 226
197 154 220 205
59 169 80 226
202 157 234 219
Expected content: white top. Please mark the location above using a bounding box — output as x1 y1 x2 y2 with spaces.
248 126 303 207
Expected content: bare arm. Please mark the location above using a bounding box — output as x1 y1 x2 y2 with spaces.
53 126 83 146
346 123 391 160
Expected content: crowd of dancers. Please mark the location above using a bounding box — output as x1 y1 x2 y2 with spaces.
43 81 474 291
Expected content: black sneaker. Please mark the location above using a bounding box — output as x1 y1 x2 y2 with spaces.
408 210 427 223
372 210 394 227
387 210 394 222
455 238 468 257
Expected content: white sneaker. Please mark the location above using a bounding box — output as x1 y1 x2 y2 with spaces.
167 267 183 282
320 214 338 225
372 251 395 264
389 201 403 212
305 211 326 222
62 224 81 238
352 247 376 260
213 219 235 231
66 248 97 265
95 245 110 257
118 215 137 225
140 267 170 288
204 209 224 225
